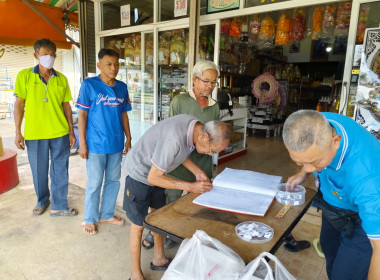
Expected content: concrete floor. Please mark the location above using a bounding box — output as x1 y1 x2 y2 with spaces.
0 119 328 280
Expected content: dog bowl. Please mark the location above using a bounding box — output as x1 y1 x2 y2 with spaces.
276 183 306 206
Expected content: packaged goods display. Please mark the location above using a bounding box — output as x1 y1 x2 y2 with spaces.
249 14 261 42
356 4 369 44
334 2 352 38
311 6 324 39
321 4 336 39
292 8 306 42
258 14 275 49
275 12 292 45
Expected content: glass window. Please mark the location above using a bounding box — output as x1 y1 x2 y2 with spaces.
101 0 153 31
102 32 154 144
159 0 188 22
245 0 290 7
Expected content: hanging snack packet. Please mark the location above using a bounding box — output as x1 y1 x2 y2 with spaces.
334 2 352 37
249 14 261 43
275 12 292 45
258 14 275 49
221 18 231 36
229 17 242 39
321 4 336 39
311 6 324 39
292 8 306 42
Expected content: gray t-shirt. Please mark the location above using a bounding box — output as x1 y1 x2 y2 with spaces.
124 114 199 185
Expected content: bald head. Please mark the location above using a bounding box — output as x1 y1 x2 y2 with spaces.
283 110 334 152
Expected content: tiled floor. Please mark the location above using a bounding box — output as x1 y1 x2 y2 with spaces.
217 131 328 280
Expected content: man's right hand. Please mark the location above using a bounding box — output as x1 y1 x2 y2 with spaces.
15 133 25 150
79 143 89 159
191 181 213 194
286 170 310 190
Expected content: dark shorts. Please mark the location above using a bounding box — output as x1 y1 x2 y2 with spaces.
123 176 166 226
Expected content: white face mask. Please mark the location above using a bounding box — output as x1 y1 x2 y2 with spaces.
39 55 55 69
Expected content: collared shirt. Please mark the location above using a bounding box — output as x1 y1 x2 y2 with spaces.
188 88 217 106
123 114 199 185
75 75 132 154
315 112 380 239
14 65 72 140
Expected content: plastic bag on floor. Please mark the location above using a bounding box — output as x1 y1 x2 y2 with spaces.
162 230 245 280
239 252 297 280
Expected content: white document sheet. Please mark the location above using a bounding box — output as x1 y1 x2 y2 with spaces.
193 168 282 216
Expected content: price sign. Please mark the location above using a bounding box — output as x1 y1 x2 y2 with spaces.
120 4 130 26
174 0 187 17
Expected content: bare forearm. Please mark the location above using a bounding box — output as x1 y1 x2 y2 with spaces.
62 102 74 133
148 173 193 192
122 112 132 141
14 98 25 135
78 110 88 144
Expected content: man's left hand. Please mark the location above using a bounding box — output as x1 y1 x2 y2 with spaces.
194 170 210 182
123 140 131 155
69 133 76 148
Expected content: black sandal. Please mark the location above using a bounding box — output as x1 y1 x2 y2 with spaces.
142 231 154 249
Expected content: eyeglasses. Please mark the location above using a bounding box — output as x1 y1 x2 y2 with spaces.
196 76 219 88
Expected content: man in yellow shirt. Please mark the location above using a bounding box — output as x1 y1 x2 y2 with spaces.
14 38 78 217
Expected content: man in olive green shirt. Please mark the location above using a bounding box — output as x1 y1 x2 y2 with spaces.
142 60 220 249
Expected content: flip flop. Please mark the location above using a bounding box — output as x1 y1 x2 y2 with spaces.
142 231 154 250
313 238 325 258
150 258 172 271
50 208 78 217
81 222 98 235
33 201 50 215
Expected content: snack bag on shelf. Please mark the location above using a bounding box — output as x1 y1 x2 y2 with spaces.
275 12 292 45
134 34 141 66
158 31 171 65
229 17 242 39
321 4 336 39
310 6 324 39
258 14 275 49
356 4 369 44
170 29 185 65
292 8 306 42
145 33 153 65
221 18 231 36
249 14 261 43
124 35 135 67
334 2 352 37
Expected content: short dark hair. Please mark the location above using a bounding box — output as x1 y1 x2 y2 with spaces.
34 39 56 53
98 48 119 60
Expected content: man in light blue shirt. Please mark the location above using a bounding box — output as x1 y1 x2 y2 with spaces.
76 48 132 235
283 110 380 280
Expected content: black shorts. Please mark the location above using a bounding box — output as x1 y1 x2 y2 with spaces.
123 176 166 226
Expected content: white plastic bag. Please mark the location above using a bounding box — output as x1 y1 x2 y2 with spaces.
162 230 245 280
239 252 297 280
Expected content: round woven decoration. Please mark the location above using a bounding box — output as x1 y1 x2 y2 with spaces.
252 73 279 104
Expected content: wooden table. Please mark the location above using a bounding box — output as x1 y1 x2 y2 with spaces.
144 188 316 263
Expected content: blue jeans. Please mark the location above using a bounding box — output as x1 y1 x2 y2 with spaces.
320 215 372 280
25 134 70 210
84 152 122 224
